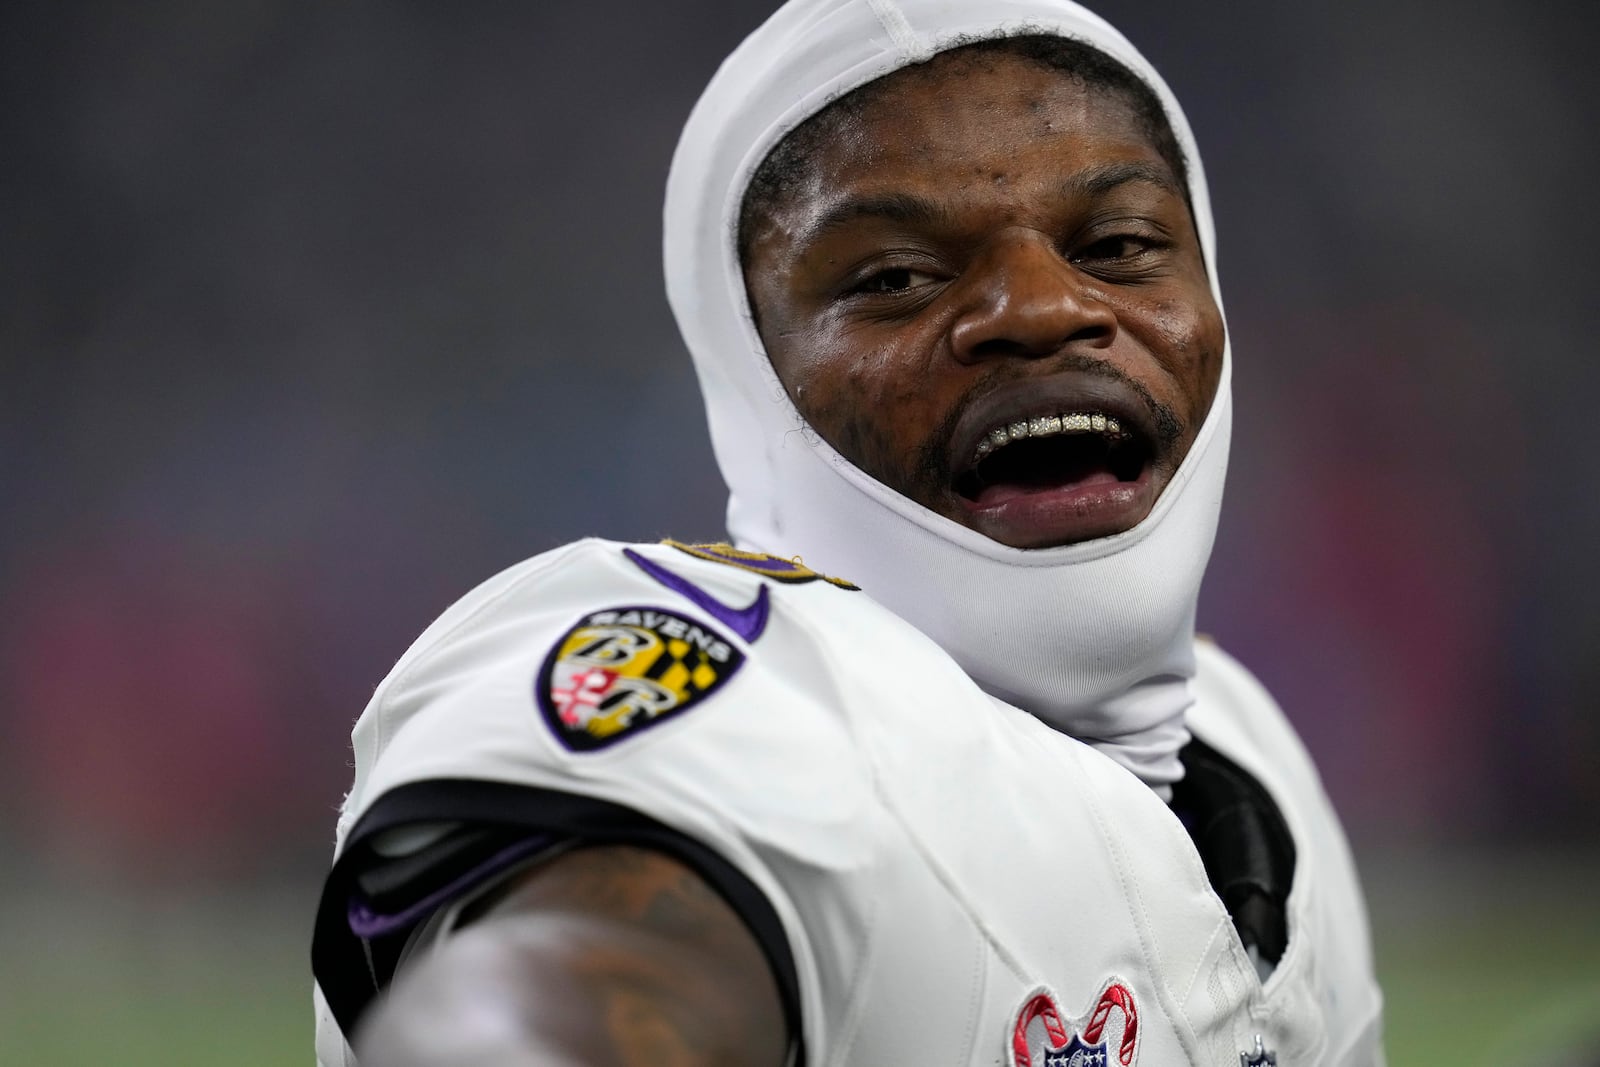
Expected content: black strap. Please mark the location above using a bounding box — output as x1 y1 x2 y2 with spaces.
311 778 804 1063
1169 737 1296 965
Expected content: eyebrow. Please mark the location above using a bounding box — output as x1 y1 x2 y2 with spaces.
799 159 1183 248
1063 160 1184 200
803 192 955 243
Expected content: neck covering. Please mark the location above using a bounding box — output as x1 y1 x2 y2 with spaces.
664 0 1231 795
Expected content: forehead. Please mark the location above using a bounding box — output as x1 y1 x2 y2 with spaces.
748 48 1179 234
853 48 1143 135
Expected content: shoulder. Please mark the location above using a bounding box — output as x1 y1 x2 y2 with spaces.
320 539 910 1059
379 538 869 691
362 535 884 717
341 537 935 832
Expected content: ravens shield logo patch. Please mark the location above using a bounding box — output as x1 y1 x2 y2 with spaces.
536 606 745 751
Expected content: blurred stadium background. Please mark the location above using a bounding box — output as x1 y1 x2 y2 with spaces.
3 1 1597 1062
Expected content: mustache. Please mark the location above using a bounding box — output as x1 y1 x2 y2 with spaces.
908 355 1183 490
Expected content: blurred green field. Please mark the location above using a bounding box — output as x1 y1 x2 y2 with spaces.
0 882 313 1066
1365 851 1600 1067
2 851 1596 1065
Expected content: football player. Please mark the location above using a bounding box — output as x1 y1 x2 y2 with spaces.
313 0 1385 1064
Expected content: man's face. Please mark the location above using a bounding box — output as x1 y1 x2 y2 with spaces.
742 51 1225 549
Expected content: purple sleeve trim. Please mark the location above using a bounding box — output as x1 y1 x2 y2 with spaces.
346 833 555 940
623 547 770 643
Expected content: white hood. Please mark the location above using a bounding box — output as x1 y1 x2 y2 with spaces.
664 0 1232 794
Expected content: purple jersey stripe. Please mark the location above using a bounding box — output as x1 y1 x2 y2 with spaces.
347 832 554 940
623 547 771 643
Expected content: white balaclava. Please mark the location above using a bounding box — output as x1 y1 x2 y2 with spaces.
664 0 1231 795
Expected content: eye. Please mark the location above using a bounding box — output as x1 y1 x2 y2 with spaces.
850 266 941 295
1072 234 1158 263
1068 226 1176 282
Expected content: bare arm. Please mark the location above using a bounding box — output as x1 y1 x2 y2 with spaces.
353 845 789 1067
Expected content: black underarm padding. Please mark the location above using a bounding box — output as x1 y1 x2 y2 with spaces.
355 824 532 912
1169 737 1297 965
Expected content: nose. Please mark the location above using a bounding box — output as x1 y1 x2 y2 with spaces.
948 230 1118 364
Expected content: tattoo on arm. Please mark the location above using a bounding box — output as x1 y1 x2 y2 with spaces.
359 846 788 1067
506 847 782 1066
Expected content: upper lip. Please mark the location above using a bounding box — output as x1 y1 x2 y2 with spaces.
946 370 1164 481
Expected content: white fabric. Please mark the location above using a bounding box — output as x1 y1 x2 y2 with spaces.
316 540 1383 1066
663 0 1233 793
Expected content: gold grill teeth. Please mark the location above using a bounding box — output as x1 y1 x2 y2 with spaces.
971 411 1125 462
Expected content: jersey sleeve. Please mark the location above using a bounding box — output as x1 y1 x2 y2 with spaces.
312 538 883 1065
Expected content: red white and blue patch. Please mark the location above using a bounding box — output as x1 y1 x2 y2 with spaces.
536 606 744 752
1010 980 1140 1067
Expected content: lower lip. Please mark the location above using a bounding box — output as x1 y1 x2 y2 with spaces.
956 468 1159 548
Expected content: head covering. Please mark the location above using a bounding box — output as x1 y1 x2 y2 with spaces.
664 0 1231 794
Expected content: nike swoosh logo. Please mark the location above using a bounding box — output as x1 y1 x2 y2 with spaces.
622 548 771 643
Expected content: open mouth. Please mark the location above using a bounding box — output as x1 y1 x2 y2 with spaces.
954 411 1152 506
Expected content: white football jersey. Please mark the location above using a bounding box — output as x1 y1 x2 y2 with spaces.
313 539 1384 1067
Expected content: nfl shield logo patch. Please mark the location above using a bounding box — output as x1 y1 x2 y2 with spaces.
1011 980 1138 1067
1044 1036 1109 1067
1240 1035 1277 1066
536 605 745 751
